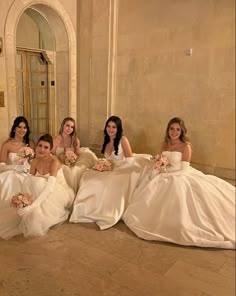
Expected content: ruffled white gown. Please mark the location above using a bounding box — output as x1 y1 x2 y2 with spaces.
56 147 98 193
69 143 152 230
123 151 235 249
0 152 29 201
0 169 74 239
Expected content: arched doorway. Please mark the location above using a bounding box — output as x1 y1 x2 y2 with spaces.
5 0 77 138
16 8 56 142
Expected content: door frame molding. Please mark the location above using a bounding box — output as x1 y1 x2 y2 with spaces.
5 0 77 135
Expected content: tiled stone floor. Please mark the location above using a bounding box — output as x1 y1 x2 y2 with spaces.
0 221 235 296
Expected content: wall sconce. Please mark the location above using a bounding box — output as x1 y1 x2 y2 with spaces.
186 48 193 56
0 37 3 55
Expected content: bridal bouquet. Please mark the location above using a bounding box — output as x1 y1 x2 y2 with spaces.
10 193 33 209
93 158 112 172
17 146 35 164
149 154 169 180
64 150 77 167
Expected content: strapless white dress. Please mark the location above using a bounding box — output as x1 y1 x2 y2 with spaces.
0 169 74 239
55 147 98 193
69 143 152 230
0 152 29 201
123 151 235 249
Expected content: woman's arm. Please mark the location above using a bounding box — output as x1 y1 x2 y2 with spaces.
51 137 60 155
121 136 132 158
51 137 66 162
160 143 166 154
74 138 80 155
0 141 9 163
29 159 37 175
29 140 35 150
182 143 192 162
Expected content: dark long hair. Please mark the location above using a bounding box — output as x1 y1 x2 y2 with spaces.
9 116 31 145
101 116 123 155
37 133 53 149
164 117 189 144
59 117 78 149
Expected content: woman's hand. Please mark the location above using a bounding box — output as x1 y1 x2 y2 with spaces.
59 153 66 162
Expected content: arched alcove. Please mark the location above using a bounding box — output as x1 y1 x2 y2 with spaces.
5 0 77 134
17 7 56 50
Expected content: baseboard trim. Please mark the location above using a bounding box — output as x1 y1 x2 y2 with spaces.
191 162 235 186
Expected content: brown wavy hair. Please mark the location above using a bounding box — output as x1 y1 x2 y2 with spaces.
37 133 53 149
164 117 190 144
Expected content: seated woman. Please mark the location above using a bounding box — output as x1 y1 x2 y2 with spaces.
0 116 35 201
69 115 151 230
123 117 235 249
0 134 74 239
51 117 97 193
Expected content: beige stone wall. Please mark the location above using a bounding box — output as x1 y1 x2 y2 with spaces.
77 0 235 183
78 0 110 150
116 0 235 166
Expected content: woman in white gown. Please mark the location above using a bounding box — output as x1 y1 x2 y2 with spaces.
51 117 97 193
0 116 35 201
123 117 235 249
0 133 74 239
70 116 150 230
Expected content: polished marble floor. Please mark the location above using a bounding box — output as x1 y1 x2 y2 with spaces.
0 221 235 296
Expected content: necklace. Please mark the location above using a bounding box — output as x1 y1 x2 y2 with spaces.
61 135 72 147
169 140 181 146
168 141 183 152
11 139 24 146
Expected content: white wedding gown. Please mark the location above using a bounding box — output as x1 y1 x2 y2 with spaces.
56 147 98 193
69 143 152 230
0 168 74 239
123 151 235 249
0 152 29 201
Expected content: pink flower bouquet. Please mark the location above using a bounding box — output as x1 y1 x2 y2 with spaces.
149 154 169 180
64 150 77 167
11 193 33 208
93 158 112 172
17 146 35 164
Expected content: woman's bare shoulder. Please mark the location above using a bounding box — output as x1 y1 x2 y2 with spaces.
121 136 132 156
183 142 192 151
1 138 13 148
53 135 61 141
2 138 12 144
53 135 62 144
50 155 61 173
121 136 129 143
161 142 168 151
